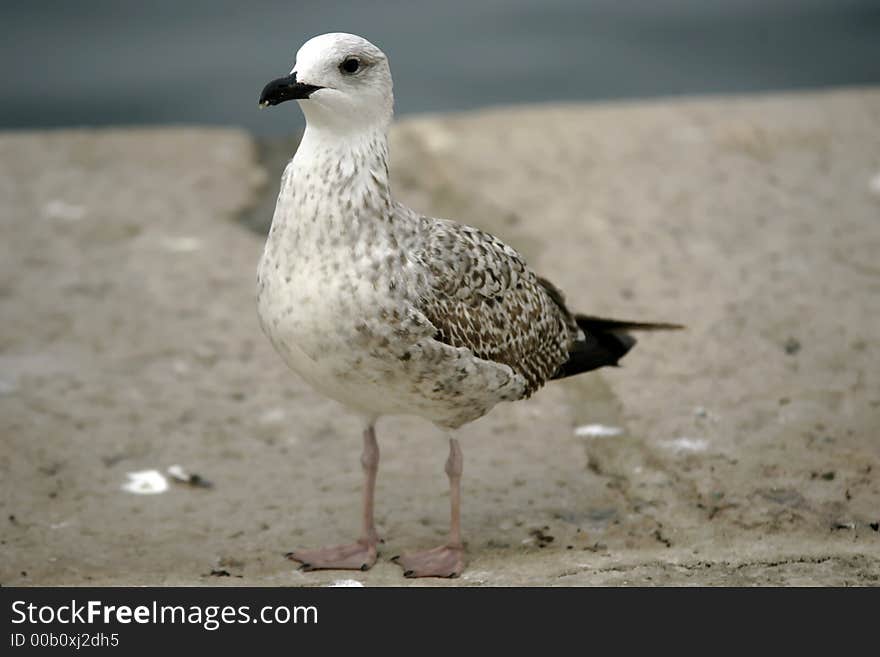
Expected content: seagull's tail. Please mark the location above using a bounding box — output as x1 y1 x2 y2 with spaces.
574 315 685 334
551 315 683 380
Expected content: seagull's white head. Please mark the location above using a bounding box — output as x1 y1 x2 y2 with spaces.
259 33 393 133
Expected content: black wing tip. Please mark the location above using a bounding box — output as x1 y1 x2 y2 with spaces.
552 328 636 380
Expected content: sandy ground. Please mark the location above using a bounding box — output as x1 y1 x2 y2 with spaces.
1 87 879 586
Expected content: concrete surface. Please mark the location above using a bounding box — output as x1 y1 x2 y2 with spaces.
1 87 879 586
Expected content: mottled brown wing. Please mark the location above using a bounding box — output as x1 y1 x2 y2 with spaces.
413 219 574 395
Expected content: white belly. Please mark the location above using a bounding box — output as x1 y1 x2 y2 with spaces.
257 257 525 428
255 211 527 428
257 241 424 415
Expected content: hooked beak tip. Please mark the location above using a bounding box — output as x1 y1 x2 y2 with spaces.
258 72 323 109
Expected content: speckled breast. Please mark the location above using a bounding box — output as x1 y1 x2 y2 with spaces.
258 242 367 379
256 225 429 411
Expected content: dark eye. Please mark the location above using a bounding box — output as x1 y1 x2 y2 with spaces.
339 57 360 74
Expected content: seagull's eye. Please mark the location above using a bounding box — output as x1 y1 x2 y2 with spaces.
339 57 361 74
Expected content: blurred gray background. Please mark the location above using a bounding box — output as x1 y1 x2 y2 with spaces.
2 0 880 135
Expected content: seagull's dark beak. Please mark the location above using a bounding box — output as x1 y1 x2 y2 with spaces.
259 73 323 108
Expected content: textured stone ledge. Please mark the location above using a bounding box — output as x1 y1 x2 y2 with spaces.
1 87 878 585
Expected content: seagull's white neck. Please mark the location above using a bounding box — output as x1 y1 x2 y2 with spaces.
266 121 396 263
289 122 392 213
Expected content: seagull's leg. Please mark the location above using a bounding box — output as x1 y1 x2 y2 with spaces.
286 423 380 571
392 437 465 578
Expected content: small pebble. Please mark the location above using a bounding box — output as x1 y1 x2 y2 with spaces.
784 337 801 355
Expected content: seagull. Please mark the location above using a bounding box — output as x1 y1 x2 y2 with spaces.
256 33 681 578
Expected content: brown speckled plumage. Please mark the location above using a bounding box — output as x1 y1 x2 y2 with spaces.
411 217 576 396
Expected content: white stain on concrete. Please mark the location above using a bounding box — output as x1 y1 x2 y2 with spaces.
663 437 709 452
121 470 169 495
574 424 623 438
43 200 86 221
327 579 364 587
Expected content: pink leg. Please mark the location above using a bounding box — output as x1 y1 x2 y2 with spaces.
393 438 465 578
287 424 380 571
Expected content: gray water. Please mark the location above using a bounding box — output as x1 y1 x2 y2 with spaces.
3 0 879 135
